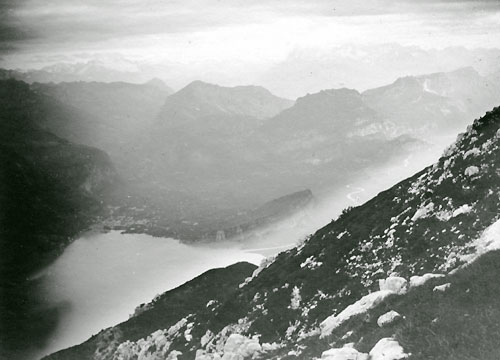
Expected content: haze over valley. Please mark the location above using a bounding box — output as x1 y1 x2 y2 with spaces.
1 1 500 360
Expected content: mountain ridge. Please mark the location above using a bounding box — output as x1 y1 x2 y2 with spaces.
156 80 294 128
2 67 488 245
362 66 500 138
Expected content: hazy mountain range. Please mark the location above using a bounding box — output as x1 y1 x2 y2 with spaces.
362 67 500 138
3 44 500 99
2 65 497 243
1 52 499 360
258 44 500 98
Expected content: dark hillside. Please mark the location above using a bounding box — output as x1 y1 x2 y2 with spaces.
0 79 118 359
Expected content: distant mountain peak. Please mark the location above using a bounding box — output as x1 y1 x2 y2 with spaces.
445 65 479 76
296 87 362 104
182 79 217 90
392 75 420 86
157 81 293 124
144 77 170 90
181 80 277 96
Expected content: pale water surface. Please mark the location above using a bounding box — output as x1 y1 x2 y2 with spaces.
38 232 264 358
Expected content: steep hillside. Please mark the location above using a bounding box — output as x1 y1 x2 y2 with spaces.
44 106 500 359
0 79 118 360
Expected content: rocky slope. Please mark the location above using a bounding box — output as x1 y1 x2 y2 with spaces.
45 106 500 359
0 79 118 360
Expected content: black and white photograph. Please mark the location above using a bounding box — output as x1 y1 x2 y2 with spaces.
1 1 500 359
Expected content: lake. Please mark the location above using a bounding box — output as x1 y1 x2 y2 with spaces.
37 232 264 358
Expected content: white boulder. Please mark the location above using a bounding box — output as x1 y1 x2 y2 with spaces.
464 166 479 177
377 310 402 327
433 283 451 292
369 338 409 360
195 350 221 360
452 204 472 217
166 351 183 360
321 345 368 360
409 273 445 288
464 219 500 264
261 342 282 352
411 202 434 221
320 290 394 337
222 334 261 360
379 277 408 295
290 286 301 310
200 330 214 347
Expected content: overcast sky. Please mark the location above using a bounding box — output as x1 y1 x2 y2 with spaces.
1 0 500 69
